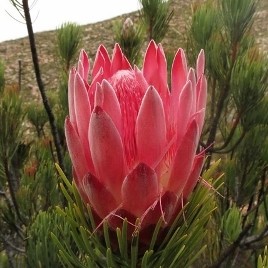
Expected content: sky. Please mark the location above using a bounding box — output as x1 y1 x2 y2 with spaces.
0 0 140 42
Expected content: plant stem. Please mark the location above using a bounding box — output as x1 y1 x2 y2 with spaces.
22 0 64 170
208 224 252 268
212 113 241 152
205 42 238 167
205 82 230 168
3 158 24 224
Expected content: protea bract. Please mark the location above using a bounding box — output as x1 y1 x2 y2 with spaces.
65 40 207 238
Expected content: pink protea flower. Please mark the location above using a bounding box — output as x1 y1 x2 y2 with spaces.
65 40 207 237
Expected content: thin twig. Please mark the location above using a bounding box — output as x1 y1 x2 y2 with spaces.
208 224 253 268
240 225 268 248
0 190 6 196
21 0 64 171
0 235 25 254
205 41 239 168
212 113 241 151
3 158 24 224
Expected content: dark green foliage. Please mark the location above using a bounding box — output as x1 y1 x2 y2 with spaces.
0 89 28 266
0 61 4 93
225 125 268 205
0 91 25 164
0 252 8 268
56 22 83 72
221 0 256 44
190 1 219 49
26 209 72 268
258 246 268 268
188 0 268 266
139 0 173 43
221 206 242 243
0 65 64 266
231 49 267 116
241 97 268 130
27 104 48 137
114 17 144 65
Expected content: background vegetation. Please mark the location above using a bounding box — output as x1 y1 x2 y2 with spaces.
0 0 267 267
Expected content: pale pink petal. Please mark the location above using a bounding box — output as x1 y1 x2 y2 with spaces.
92 44 111 79
168 119 199 196
122 163 159 217
143 40 157 81
89 106 125 199
74 73 91 152
136 86 166 167
182 153 205 199
88 67 104 107
65 117 90 180
192 108 206 137
77 49 90 80
143 41 168 104
94 83 103 107
156 44 169 100
196 75 207 111
176 80 193 147
77 61 84 81
196 49 205 79
157 44 167 81
171 48 188 99
187 68 197 115
94 80 122 136
68 68 76 125
111 43 132 74
82 173 118 218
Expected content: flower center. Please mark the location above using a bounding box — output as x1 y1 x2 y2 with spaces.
109 70 145 168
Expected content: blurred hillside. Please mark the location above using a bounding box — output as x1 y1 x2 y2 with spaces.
0 0 267 99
